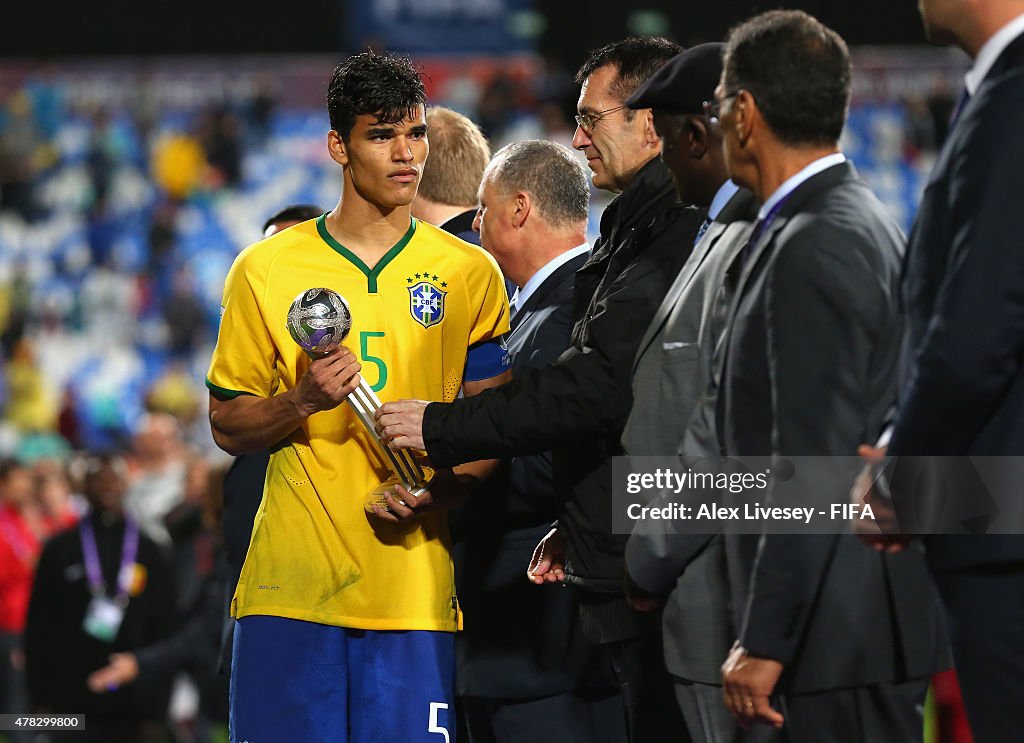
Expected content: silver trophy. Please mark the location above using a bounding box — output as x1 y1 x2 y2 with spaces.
287 288 431 511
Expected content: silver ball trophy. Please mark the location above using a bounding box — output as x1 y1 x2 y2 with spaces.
287 288 431 512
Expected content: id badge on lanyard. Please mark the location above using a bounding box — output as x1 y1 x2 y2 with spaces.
80 516 138 643
83 595 126 643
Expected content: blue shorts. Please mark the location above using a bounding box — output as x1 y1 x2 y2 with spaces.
230 615 455 743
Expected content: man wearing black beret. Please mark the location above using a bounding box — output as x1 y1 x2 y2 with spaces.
377 37 706 742
619 42 761 743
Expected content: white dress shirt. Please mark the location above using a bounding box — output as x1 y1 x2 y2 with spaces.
510 243 590 313
965 12 1024 95
757 152 847 222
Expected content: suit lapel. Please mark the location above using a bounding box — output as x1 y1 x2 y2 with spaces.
984 29 1024 82
717 163 857 443
905 31 1024 276
730 162 855 317
632 189 758 375
632 222 727 374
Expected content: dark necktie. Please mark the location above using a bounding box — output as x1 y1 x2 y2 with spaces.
734 217 767 276
694 217 712 246
949 87 971 129
734 187 799 276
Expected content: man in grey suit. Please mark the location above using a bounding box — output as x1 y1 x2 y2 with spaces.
618 43 759 742
705 12 945 741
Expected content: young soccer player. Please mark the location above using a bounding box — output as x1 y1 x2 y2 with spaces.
206 52 510 743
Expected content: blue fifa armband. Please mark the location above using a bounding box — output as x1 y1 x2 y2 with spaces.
464 338 511 382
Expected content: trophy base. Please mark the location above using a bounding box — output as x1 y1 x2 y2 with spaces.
363 478 431 513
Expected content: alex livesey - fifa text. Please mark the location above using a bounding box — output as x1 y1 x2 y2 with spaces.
612 455 1024 536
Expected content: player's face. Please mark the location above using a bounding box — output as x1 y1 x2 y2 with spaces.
572 64 651 194
473 175 516 276
334 106 429 211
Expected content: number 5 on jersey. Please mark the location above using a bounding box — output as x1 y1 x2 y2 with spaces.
360 331 387 392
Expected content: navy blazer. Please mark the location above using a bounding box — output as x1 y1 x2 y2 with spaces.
889 32 1024 569
452 251 594 699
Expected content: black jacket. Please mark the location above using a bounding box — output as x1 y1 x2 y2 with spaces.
25 513 176 720
423 157 705 590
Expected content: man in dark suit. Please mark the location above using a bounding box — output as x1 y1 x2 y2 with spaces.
707 12 945 741
455 138 623 742
857 2 1024 740
616 44 759 742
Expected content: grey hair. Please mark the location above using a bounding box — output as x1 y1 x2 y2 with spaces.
484 140 590 228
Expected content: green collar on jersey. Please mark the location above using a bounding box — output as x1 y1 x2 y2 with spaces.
316 214 417 293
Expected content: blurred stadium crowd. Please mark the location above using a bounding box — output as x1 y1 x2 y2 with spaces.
0 47 973 743
0 53 962 465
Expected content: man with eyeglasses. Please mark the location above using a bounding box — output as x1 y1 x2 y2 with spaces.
617 43 762 743
376 37 705 742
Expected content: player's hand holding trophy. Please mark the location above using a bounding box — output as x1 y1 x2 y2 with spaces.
287 288 432 512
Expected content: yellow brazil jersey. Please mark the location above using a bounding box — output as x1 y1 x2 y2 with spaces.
206 215 509 632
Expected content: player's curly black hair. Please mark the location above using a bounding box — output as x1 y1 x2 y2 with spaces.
327 52 427 142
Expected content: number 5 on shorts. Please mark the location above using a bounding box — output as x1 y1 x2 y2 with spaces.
428 702 450 742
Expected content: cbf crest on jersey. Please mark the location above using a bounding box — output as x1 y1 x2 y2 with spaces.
408 280 447 329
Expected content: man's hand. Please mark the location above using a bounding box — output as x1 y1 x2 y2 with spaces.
370 482 435 524
292 346 363 417
209 345 363 456
853 444 910 553
721 643 785 730
87 652 140 694
368 469 467 524
527 527 566 584
376 400 429 450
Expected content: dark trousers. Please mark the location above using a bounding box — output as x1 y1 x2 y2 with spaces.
933 563 1024 743
574 592 689 743
674 676 928 743
46 719 142 743
776 678 928 743
603 633 689 743
459 689 625 743
675 679 746 743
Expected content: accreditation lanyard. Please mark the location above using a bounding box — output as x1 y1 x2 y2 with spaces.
752 191 794 246
79 515 138 608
